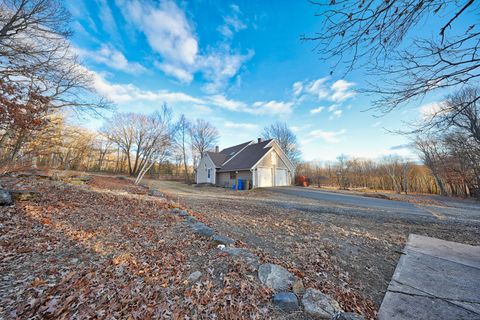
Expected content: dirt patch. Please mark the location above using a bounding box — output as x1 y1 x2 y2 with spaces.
0 176 275 319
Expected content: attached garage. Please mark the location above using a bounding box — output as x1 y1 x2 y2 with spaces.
275 168 288 186
257 167 273 187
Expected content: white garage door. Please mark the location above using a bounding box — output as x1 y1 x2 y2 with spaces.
275 168 288 186
258 168 273 187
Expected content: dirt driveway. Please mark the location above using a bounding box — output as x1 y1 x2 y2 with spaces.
148 180 480 316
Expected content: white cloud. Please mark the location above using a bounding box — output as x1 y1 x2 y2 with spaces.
90 70 204 105
96 0 120 42
224 121 258 130
76 45 146 74
329 110 343 119
217 4 247 38
330 79 356 102
154 62 193 83
250 100 294 115
328 104 338 112
292 81 303 96
208 94 247 111
199 48 254 93
419 101 445 120
122 0 197 65
115 0 252 91
372 121 382 127
309 129 346 144
305 77 330 99
294 77 356 103
310 106 325 114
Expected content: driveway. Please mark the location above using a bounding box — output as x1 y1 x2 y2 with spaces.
271 187 480 224
148 180 480 317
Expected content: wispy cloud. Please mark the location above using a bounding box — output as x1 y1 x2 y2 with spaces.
309 129 346 143
250 100 294 115
330 79 356 102
90 70 203 104
208 94 247 111
329 109 343 119
310 106 325 114
76 45 146 74
217 4 247 39
224 121 258 130
293 77 356 103
115 0 252 91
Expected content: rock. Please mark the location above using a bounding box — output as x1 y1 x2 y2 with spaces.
187 271 202 283
258 264 296 291
292 279 305 296
0 190 13 206
148 189 164 198
272 292 299 312
190 222 214 237
212 235 235 246
185 216 197 224
10 190 38 201
71 175 92 182
171 208 182 214
179 210 189 217
332 312 365 320
302 288 341 319
222 247 260 270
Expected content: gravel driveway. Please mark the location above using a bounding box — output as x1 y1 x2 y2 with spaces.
271 187 480 224
148 180 480 317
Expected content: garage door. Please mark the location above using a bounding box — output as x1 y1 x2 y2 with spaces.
275 168 288 186
257 168 272 187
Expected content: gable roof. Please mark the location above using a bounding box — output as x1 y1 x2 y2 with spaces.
220 141 252 162
218 139 273 172
207 152 227 168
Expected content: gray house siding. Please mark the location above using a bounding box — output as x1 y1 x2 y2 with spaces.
216 170 252 188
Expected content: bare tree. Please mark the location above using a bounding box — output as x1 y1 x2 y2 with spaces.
189 119 219 174
134 105 173 185
174 115 191 183
262 121 301 165
0 0 109 164
304 1 480 112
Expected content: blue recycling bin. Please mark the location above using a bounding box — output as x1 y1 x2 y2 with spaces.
237 179 244 190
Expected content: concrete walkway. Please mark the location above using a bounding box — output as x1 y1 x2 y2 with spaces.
379 234 480 319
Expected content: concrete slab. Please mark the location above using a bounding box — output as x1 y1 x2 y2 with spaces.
378 234 480 320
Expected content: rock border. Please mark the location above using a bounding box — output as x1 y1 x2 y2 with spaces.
169 207 365 320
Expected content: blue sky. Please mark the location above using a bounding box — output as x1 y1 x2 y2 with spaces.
66 0 445 161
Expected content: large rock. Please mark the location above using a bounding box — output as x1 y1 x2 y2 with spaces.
272 292 299 312
332 312 365 320
222 247 260 270
187 271 202 283
190 222 214 237
302 288 341 319
148 189 165 198
179 210 189 217
10 190 38 201
212 235 235 246
258 263 296 291
0 190 13 206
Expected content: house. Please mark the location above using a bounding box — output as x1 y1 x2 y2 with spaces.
196 138 295 188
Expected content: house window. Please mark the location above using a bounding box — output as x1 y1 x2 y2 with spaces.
230 172 236 179
207 169 211 178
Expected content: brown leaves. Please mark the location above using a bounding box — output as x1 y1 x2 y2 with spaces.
0 176 274 319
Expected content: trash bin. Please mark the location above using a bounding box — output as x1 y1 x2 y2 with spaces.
237 179 244 190
244 180 250 190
